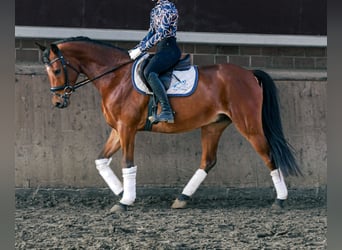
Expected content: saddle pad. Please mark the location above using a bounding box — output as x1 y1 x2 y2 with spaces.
131 54 199 97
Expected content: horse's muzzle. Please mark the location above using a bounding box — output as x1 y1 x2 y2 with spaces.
52 95 70 109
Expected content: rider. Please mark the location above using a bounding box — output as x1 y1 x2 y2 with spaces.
128 0 181 123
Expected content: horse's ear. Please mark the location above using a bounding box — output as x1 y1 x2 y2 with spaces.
35 42 47 51
50 44 59 54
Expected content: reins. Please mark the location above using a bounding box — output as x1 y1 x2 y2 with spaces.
68 60 133 91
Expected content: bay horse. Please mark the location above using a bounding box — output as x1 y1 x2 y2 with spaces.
36 36 301 212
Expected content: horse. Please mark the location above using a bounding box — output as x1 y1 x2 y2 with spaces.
36 36 301 212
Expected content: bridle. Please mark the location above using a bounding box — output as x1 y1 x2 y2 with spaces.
45 44 133 106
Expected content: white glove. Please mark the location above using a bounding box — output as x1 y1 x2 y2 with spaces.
128 47 142 60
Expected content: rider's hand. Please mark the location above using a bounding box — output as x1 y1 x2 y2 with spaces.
128 47 142 60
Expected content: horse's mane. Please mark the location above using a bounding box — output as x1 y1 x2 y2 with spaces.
52 36 127 52
42 36 127 64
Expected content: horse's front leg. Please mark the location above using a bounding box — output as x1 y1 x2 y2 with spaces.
110 125 138 213
95 129 123 197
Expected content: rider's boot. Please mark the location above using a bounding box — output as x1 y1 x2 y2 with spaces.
147 73 174 124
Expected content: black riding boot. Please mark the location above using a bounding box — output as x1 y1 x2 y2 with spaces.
147 72 174 123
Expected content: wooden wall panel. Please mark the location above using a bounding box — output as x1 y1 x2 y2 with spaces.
15 0 326 35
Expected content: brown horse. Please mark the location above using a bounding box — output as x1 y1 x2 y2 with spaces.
37 36 301 212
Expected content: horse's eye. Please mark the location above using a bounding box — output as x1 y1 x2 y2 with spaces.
53 69 61 75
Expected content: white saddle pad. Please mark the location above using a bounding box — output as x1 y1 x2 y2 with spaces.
131 54 199 97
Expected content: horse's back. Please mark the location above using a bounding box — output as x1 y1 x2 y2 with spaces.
196 63 261 101
198 63 255 83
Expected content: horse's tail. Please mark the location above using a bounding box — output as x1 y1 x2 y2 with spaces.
253 69 302 177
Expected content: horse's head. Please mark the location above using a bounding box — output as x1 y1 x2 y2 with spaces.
36 42 81 109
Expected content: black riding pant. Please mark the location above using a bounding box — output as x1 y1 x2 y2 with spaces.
143 37 181 83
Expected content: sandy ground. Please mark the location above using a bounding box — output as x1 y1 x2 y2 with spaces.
15 187 326 249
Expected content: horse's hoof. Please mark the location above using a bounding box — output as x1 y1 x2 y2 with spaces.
110 203 128 213
271 199 286 210
171 198 187 209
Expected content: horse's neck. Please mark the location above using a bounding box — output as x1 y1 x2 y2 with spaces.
67 43 131 96
76 45 128 78
64 43 129 89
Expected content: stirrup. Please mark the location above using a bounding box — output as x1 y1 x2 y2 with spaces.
148 111 174 124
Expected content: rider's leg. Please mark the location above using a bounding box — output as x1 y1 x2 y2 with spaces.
147 72 174 123
143 37 181 123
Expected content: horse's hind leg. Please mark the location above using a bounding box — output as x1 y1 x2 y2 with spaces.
95 129 123 197
172 120 231 209
234 114 288 208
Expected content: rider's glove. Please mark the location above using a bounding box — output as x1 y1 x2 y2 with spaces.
128 47 142 60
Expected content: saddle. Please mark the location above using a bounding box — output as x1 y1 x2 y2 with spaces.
132 53 198 130
138 54 192 91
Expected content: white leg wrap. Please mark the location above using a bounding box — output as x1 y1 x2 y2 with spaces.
95 158 123 196
182 169 207 197
120 166 137 206
270 169 288 200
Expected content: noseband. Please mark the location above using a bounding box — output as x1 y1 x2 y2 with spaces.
45 44 133 103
